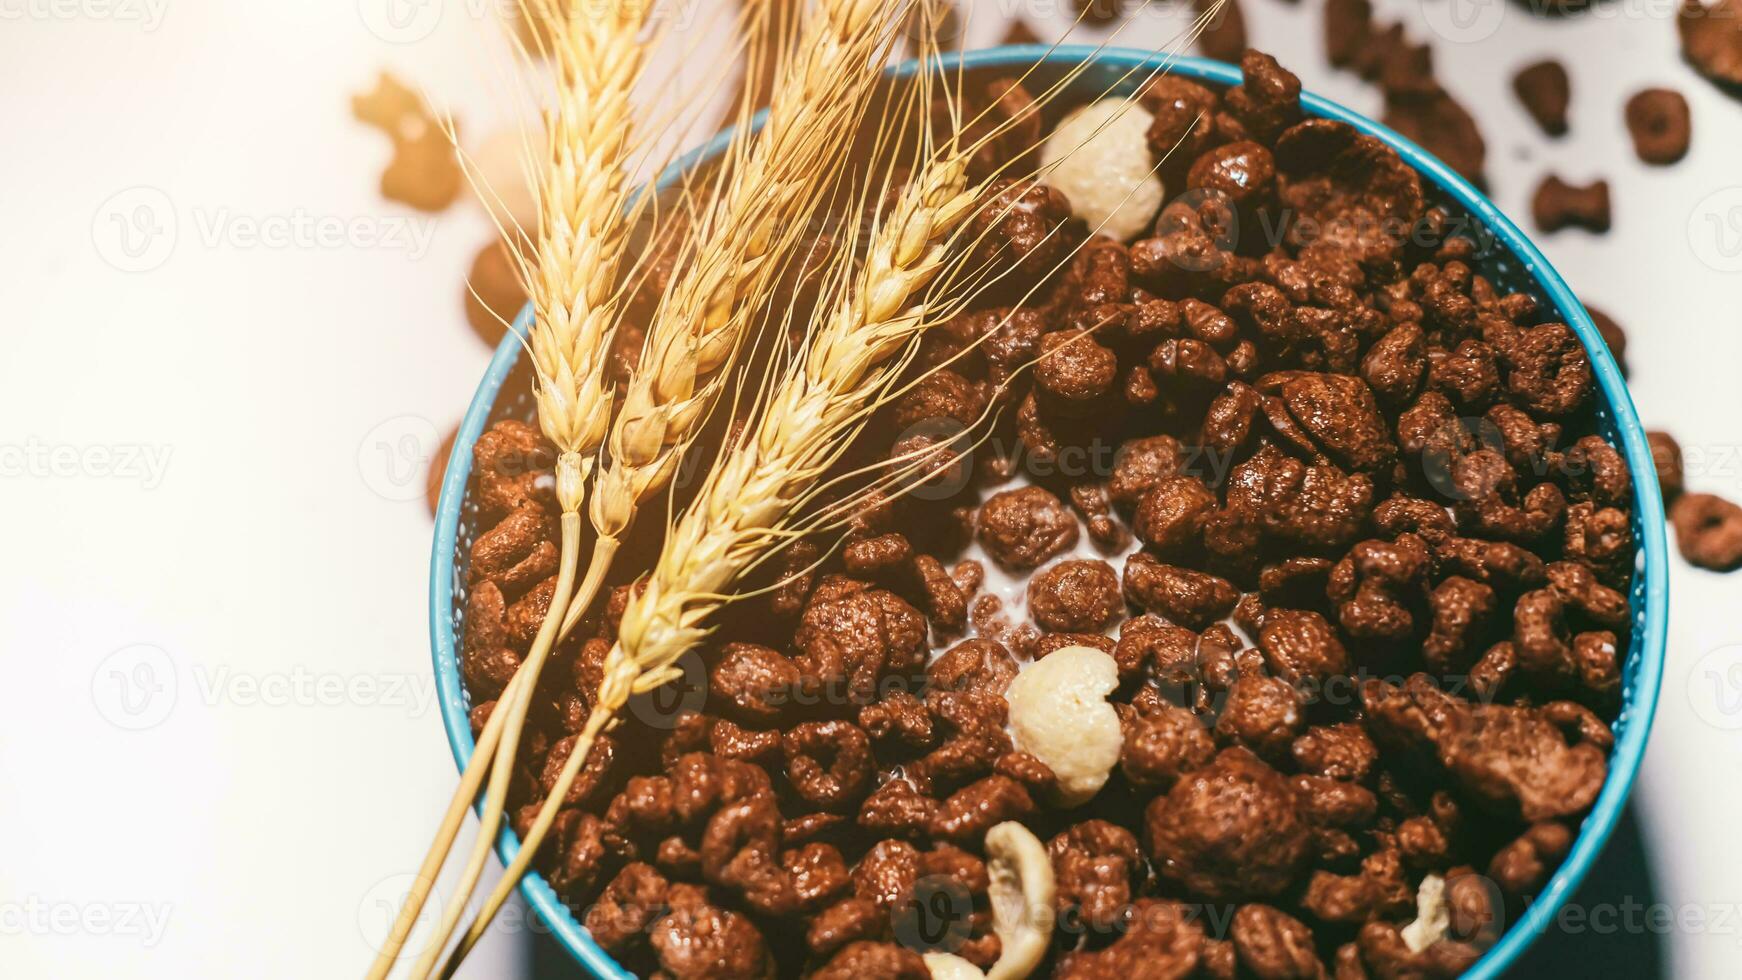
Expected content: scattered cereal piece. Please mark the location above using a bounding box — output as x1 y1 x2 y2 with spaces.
1585 303 1628 376
467 127 541 234
427 423 458 518
1324 0 1373 68
902 0 963 52
1680 0 1742 88
1384 88 1486 186
465 239 528 347
1195 0 1247 64
1005 645 1123 806
1072 0 1123 27
1672 493 1742 570
1646 431 1684 501
1625 88 1692 164
1001 18 1044 46
1532 175 1611 234
1512 60 1570 137
352 72 463 212
1040 99 1165 243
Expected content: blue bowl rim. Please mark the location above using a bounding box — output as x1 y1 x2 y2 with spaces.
430 46 1668 980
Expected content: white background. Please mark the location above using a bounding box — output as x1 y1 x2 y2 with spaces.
2 0 1740 977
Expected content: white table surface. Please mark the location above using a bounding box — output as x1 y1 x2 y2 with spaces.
2 2 1739 977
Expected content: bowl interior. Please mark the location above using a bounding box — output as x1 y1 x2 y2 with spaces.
430 47 1668 979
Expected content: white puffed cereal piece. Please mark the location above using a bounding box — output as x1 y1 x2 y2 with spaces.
1400 873 1450 953
923 952 986 980
1004 645 1122 807
920 824 1058 980
985 821 1055 980
1039 99 1165 243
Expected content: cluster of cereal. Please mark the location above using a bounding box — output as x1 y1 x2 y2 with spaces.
454 50 1645 980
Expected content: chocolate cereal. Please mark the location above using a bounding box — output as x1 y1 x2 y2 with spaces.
457 51 1639 979
1625 87 1692 164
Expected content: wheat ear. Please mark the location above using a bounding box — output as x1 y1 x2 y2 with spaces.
487 0 1248 915
435 2 910 970
489 58 993 961
566 0 908 639
365 5 654 979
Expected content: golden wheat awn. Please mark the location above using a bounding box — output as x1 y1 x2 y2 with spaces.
569 0 911 636
402 0 769 971
391 4 1224 975
443 1 1240 959
433 3 913 971
365 3 658 978
474 63 985 966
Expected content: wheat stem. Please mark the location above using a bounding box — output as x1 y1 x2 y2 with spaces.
369 3 654 977
438 3 908 969
556 0 904 639
361 666 525 980
408 503 582 980
413 7 1228 976
488 61 988 963
405 0 655 954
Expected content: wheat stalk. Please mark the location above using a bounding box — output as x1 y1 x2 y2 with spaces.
474 0 1244 917
562 0 910 645
473 40 995 960
365 4 658 978
403 5 1226 975
432 2 912 972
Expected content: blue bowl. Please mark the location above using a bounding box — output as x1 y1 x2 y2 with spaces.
431 46 1668 979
